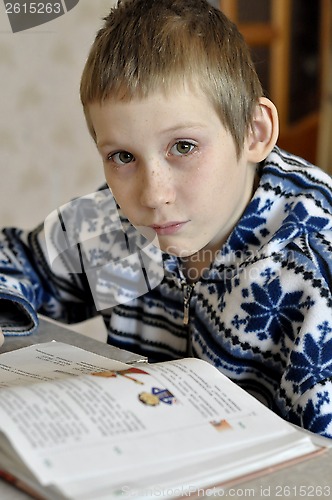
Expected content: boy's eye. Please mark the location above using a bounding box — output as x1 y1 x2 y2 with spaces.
171 141 196 156
109 151 135 165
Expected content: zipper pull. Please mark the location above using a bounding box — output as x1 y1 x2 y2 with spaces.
183 283 193 325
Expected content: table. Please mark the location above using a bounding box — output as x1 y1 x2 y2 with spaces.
0 315 146 364
0 318 331 500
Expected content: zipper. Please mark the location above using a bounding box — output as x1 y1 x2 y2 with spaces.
182 282 194 326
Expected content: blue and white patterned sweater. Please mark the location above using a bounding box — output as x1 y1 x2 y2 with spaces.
1 147 332 437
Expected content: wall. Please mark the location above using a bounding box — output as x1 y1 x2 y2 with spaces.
0 0 117 229
0 1 118 340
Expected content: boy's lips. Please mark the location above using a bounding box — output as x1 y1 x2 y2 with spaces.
149 221 188 236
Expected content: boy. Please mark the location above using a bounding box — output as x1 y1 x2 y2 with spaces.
1 0 332 438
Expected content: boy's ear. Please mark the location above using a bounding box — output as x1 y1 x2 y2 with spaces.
246 97 279 163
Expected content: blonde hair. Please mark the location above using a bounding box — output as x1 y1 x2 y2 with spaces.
80 0 263 156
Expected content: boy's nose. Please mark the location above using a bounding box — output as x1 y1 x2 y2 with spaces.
139 164 175 209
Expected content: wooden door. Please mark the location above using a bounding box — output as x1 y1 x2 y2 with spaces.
217 0 330 165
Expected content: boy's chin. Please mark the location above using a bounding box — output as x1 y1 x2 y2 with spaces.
134 227 203 258
159 243 201 259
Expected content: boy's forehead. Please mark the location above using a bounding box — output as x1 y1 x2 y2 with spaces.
88 89 228 148
92 76 206 106
89 80 210 112
88 86 217 126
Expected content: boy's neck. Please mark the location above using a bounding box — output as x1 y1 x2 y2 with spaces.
180 242 223 284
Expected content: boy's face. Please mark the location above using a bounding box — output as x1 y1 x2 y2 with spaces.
89 86 257 261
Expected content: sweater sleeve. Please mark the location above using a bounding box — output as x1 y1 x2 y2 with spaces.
0 188 119 335
276 229 332 438
287 380 332 439
0 223 97 335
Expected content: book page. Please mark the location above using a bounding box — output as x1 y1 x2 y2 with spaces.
143 358 305 446
0 341 129 387
0 343 318 492
145 359 252 420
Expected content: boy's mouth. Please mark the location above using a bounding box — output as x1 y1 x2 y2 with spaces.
149 221 188 236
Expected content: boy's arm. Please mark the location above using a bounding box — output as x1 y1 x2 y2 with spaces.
0 186 153 337
0 223 97 337
278 229 332 438
286 380 332 439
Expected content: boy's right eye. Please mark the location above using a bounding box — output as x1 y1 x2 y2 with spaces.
108 151 135 165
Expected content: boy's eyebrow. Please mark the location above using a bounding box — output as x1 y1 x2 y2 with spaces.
96 122 204 149
96 140 113 149
97 123 205 149
161 123 205 134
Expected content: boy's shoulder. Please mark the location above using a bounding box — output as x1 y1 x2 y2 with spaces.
260 147 332 212
263 146 332 188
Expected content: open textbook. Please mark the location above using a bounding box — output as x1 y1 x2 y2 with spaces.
0 342 327 500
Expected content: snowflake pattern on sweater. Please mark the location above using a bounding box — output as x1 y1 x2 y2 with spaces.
1 147 332 437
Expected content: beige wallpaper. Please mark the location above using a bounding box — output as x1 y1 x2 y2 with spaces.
0 0 117 229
